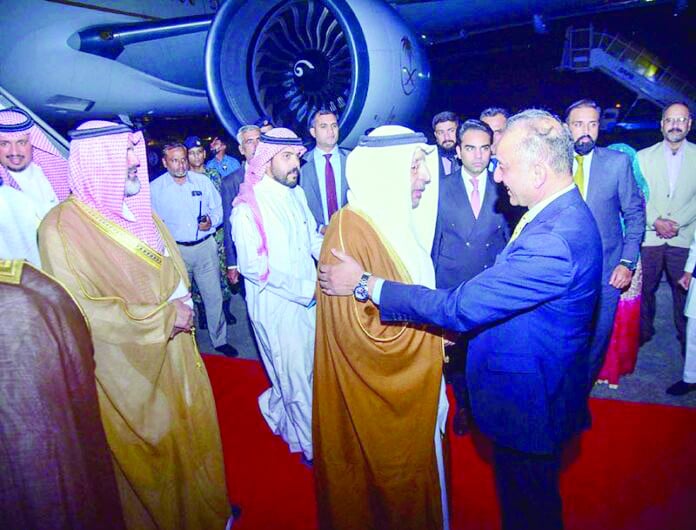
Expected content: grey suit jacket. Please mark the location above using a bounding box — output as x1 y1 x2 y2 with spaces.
585 146 645 283
299 147 349 226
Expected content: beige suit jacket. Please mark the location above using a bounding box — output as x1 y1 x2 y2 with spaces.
638 140 696 248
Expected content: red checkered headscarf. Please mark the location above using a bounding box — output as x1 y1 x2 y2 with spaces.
233 127 306 281
68 120 164 253
0 108 70 200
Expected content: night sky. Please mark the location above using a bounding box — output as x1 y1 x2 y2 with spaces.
420 1 695 149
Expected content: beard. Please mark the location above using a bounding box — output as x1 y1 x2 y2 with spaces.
124 172 141 197
274 168 299 188
574 135 596 156
438 144 457 159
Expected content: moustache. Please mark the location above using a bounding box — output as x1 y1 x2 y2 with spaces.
668 128 683 134
287 169 299 178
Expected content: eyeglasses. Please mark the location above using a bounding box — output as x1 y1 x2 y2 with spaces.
662 117 690 125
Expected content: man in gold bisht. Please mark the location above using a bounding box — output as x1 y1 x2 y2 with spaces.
314 126 450 530
38 121 233 529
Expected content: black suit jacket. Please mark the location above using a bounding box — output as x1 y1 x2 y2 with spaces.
432 169 510 289
437 152 460 180
221 165 245 268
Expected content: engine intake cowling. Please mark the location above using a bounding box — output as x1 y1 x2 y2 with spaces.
205 0 430 146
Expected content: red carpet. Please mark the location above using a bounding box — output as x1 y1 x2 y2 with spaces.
204 355 696 530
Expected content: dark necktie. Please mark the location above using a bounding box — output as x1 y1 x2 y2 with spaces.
324 153 338 222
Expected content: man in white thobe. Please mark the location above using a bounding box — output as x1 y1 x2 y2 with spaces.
0 108 70 217
232 128 322 461
0 183 42 266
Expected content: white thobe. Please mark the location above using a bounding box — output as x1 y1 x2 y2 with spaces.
232 176 323 460
0 185 42 266
8 163 59 220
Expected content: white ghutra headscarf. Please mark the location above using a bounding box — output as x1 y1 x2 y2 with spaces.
346 125 439 288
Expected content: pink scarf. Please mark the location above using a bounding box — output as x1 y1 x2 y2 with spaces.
233 128 306 281
68 120 164 253
0 108 70 200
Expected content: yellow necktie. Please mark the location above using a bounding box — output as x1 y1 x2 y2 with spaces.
508 212 530 243
574 154 585 198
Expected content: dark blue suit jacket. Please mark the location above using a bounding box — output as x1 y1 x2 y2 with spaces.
380 188 603 454
432 169 510 288
584 147 645 283
221 165 244 267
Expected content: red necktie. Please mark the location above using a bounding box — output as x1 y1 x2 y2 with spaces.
324 153 338 222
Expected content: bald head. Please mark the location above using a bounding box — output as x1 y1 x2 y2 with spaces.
494 109 574 208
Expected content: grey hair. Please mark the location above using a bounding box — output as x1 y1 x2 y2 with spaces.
161 142 186 158
506 109 574 176
236 124 260 144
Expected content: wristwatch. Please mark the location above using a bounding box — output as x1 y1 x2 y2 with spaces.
619 259 636 272
353 272 372 302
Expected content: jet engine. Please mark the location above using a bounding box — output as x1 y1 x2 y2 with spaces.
205 0 430 145
0 0 429 147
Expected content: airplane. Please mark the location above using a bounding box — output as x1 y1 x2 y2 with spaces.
0 0 672 146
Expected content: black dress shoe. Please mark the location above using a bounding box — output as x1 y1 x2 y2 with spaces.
453 408 470 436
215 344 239 358
666 380 696 396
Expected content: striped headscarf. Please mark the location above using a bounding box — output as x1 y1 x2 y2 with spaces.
0 108 70 200
233 128 306 281
68 120 164 253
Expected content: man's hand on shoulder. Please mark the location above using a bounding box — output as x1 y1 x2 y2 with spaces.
318 248 363 296
170 293 194 338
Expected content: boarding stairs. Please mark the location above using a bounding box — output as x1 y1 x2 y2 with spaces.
560 26 695 111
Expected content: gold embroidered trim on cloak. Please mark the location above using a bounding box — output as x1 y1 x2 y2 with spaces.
71 197 163 269
56 202 171 322
0 259 24 285
338 208 407 343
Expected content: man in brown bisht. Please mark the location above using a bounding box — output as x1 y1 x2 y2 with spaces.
0 258 125 530
314 126 450 530
38 121 233 530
